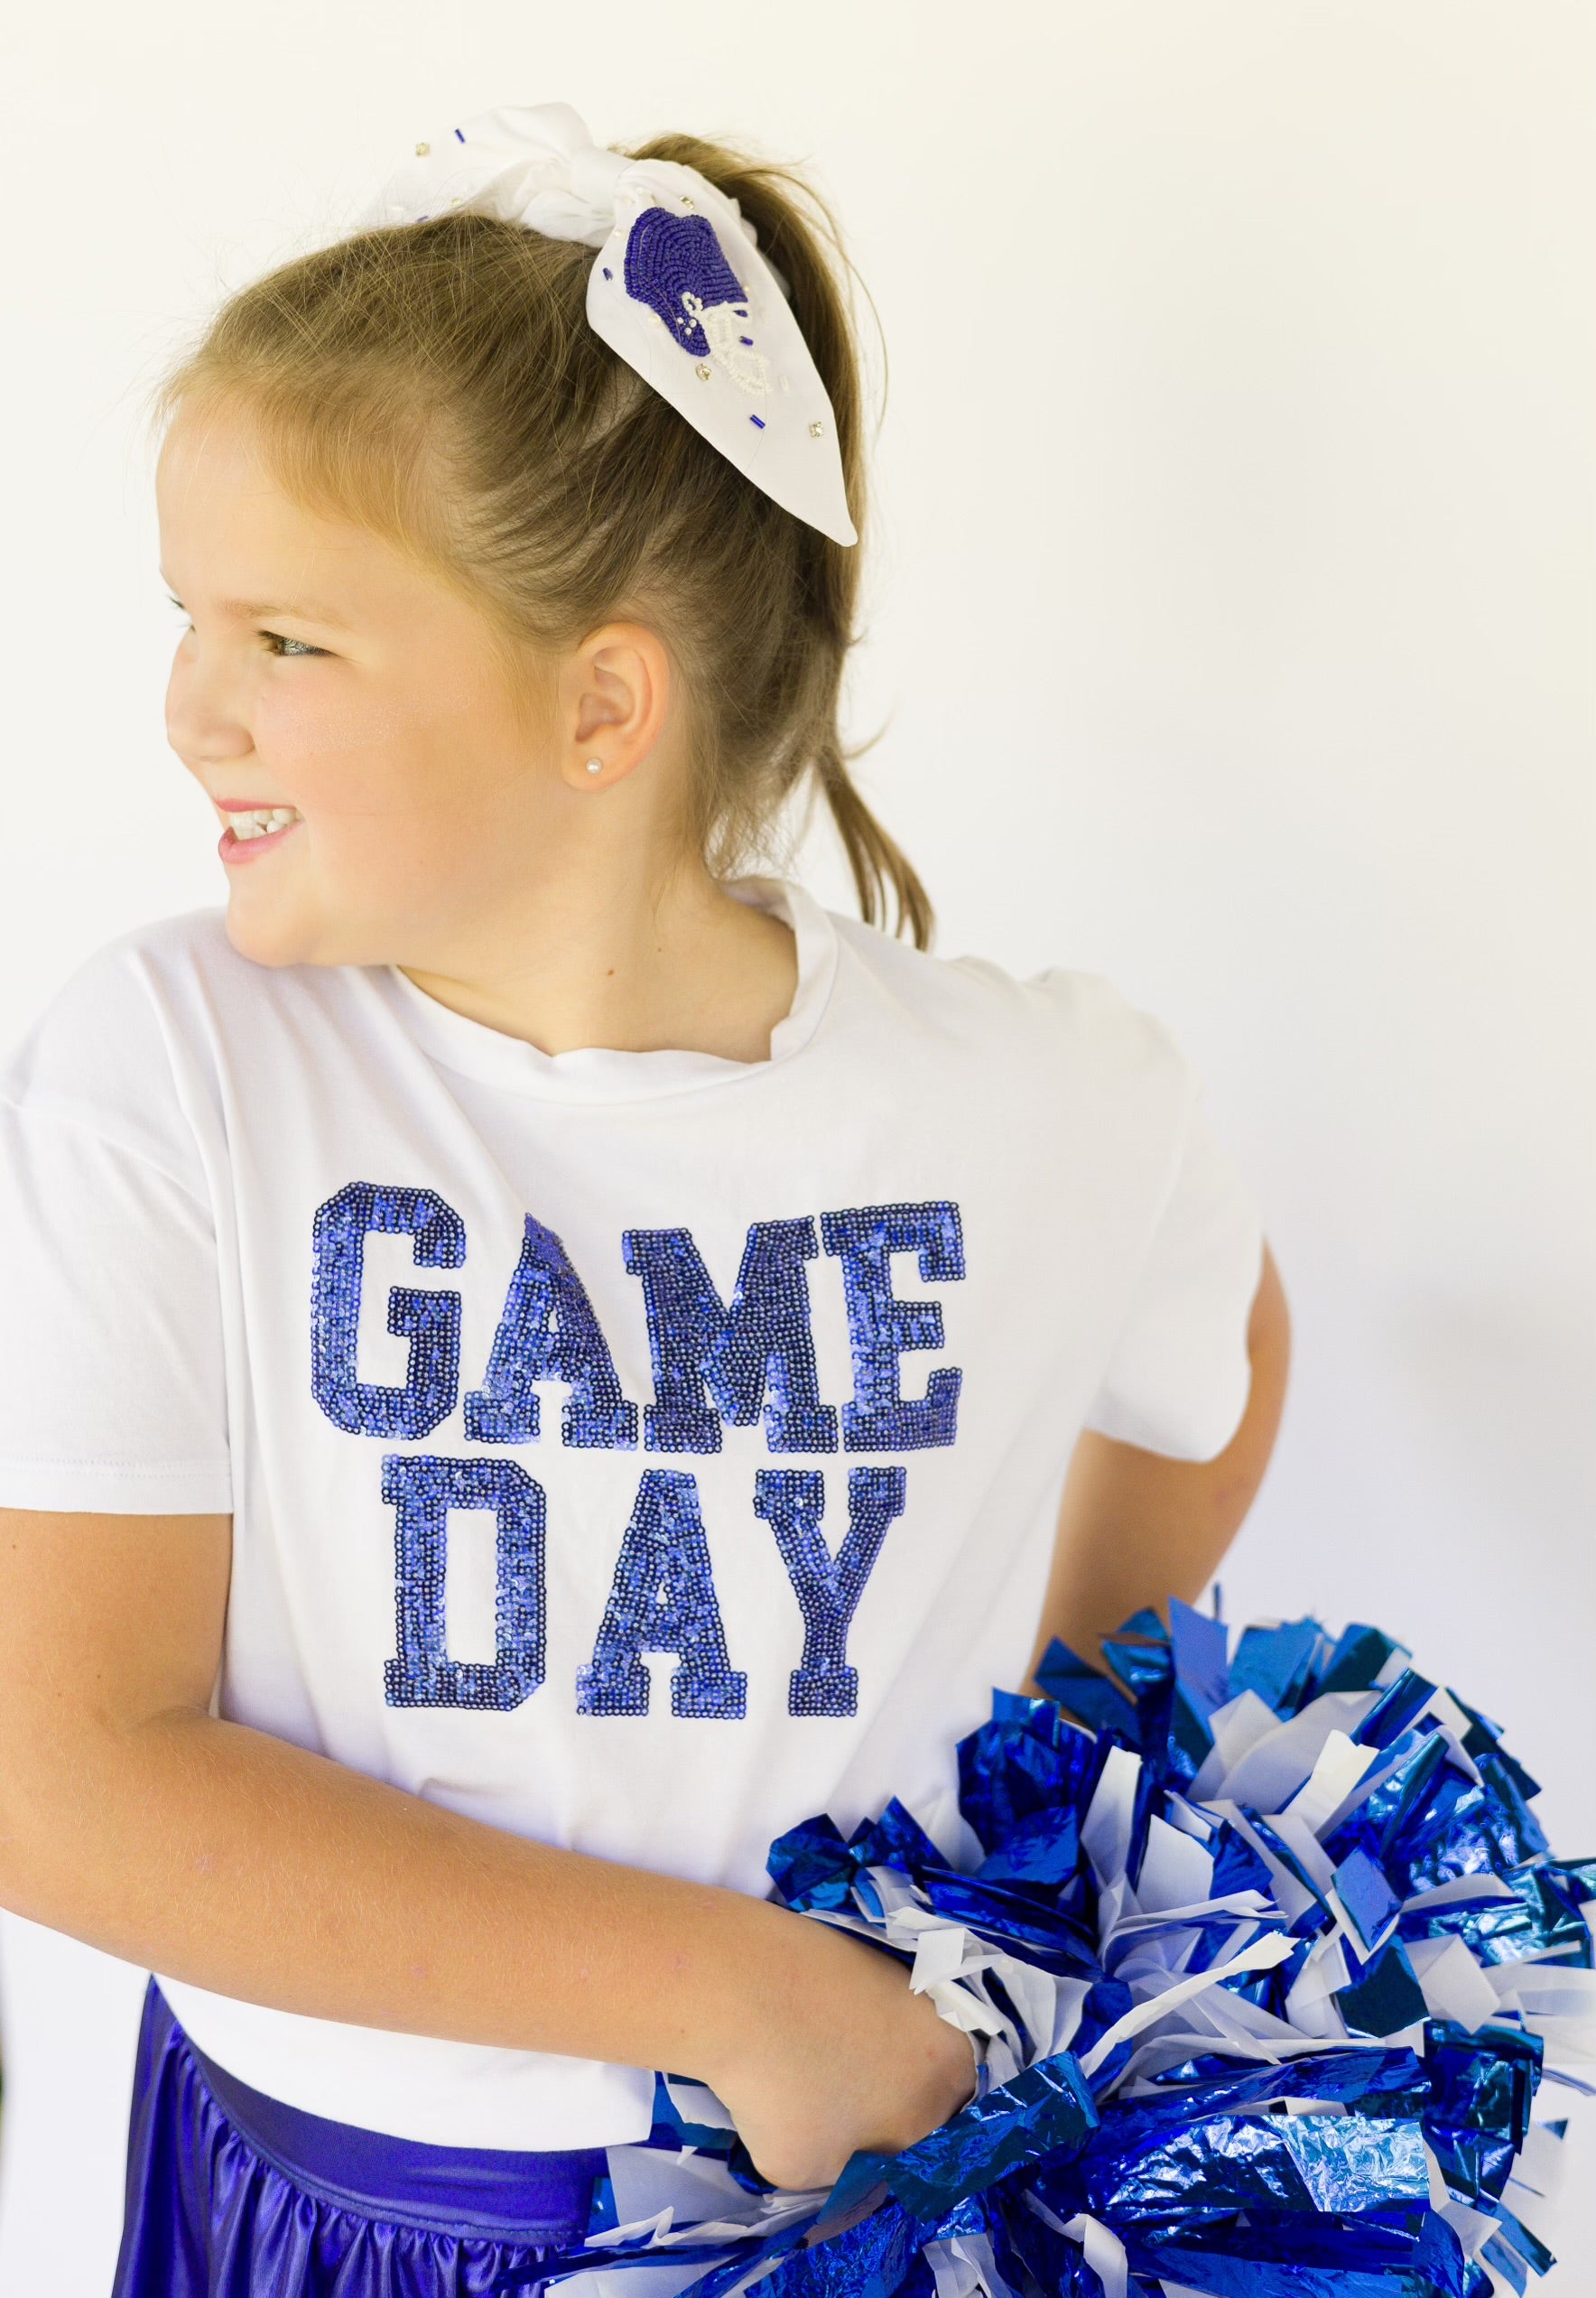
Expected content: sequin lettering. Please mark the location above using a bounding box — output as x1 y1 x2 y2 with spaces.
464 1214 639 1449
755 1466 906 1717
622 1221 837 1455
820 1202 965 1450
311 1183 465 1438
576 1471 747 1718
383 1454 545 1710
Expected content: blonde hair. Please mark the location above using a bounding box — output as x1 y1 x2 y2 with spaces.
152 130 933 947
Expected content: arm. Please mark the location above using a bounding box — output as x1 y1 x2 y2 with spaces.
1023 1242 1291 1682
0 1506 972 2187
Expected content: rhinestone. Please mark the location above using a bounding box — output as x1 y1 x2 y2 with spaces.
414 141 431 157
809 421 824 438
697 363 712 381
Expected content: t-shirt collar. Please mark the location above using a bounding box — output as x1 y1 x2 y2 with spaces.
373 874 839 1103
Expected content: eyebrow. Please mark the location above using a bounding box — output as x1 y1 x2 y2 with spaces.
223 598 354 629
162 577 353 631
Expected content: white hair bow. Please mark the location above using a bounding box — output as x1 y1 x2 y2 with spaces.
355 102 858 547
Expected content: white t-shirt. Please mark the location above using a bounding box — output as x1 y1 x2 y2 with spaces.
0 873 1264 2148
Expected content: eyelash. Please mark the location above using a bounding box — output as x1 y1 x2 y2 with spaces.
166 597 328 659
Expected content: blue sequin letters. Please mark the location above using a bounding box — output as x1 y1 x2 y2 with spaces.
821 1201 965 1450
311 1183 465 1438
465 1214 638 1449
623 1220 837 1455
576 1471 747 1718
383 1454 545 1710
756 1466 906 1716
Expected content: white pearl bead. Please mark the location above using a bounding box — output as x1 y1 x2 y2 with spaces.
585 758 604 777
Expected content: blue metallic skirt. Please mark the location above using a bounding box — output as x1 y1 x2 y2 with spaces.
113 1979 608 2298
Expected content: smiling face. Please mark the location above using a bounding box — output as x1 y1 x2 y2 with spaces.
158 397 586 972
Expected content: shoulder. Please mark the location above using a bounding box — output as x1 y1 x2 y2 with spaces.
2 906 244 1084
827 907 1202 1122
0 907 265 1177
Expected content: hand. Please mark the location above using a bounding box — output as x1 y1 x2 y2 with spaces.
705 1913 979 2192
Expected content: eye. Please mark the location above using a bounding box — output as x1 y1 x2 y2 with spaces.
163 595 326 658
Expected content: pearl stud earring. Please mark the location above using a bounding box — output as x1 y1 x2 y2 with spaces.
585 758 604 777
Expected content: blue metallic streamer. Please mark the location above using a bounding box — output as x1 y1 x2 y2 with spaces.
543 1602 1590 2298
958 1693 1101 1857
869 2054 1099 2219
1400 1864 1587 1967
1077 2108 1430 2221
1229 1616 1324 1714
1334 1941 1429 2038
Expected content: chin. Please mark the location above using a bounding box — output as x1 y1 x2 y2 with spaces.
222 891 332 971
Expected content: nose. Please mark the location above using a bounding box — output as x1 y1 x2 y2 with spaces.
165 634 254 779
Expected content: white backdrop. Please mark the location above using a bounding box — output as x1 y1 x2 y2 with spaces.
1 3 1591 2289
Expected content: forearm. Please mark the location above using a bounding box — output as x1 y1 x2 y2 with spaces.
0 1701 821 2087
1024 1242 1291 1678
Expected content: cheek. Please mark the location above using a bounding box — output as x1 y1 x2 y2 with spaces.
251 675 530 915
251 679 379 812
254 676 463 826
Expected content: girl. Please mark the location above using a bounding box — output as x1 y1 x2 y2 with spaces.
0 101 1289 2298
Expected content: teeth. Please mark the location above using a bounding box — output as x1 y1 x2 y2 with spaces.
226 806 301 841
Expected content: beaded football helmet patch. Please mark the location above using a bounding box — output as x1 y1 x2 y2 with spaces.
621 205 770 395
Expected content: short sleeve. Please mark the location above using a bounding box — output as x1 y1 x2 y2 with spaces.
1082 1090 1266 1464
0 939 233 1514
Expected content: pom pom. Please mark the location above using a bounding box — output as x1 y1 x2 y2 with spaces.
497 1602 1593 2298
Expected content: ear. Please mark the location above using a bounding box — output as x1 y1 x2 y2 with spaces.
556 622 673 792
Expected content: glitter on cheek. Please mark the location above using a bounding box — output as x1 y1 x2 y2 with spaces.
382 1454 545 1710
310 1181 466 1438
575 1471 747 1719
820 1201 966 1451
464 1214 638 1448
756 1466 906 1717
623 1219 838 1455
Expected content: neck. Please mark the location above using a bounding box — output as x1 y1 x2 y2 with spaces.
396 848 800 1064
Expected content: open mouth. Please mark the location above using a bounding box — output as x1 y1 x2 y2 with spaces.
216 805 303 863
